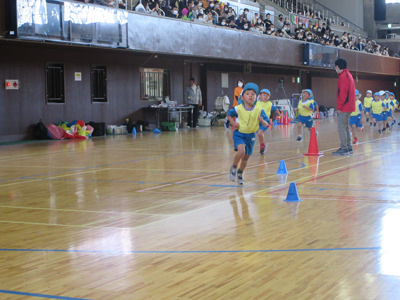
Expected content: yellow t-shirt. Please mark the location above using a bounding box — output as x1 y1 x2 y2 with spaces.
371 100 383 114
392 99 399 109
256 101 272 118
351 100 363 116
297 100 314 117
363 97 373 108
383 99 390 111
236 104 264 134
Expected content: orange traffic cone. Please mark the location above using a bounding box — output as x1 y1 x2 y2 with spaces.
304 127 323 156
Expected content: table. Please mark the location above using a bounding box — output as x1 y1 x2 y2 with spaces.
143 106 194 129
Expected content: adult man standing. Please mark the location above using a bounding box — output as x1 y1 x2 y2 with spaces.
332 58 356 156
184 78 202 128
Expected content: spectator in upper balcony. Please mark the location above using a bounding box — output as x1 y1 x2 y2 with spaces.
341 32 348 43
235 14 245 29
251 13 259 26
218 17 228 27
228 19 237 29
265 27 272 35
283 24 291 36
243 8 250 20
166 6 180 18
320 23 330 36
269 24 276 34
194 13 204 23
276 14 284 30
283 17 290 26
250 23 261 33
204 1 214 14
192 1 204 19
161 0 172 15
306 32 313 43
151 3 164 16
214 1 221 16
382 47 389 56
148 0 158 10
135 0 151 13
316 26 322 36
295 31 304 40
221 5 230 19
334 35 340 46
242 22 250 31
263 13 273 28
182 8 194 20
205 11 214 24
224 7 235 22
356 39 365 51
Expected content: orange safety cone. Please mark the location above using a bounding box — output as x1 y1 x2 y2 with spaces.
304 127 323 156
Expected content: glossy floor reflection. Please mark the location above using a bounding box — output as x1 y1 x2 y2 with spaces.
1 118 400 299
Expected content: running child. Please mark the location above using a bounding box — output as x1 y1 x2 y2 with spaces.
381 91 390 132
349 89 364 144
294 89 316 142
389 92 398 126
371 92 385 134
255 89 282 155
227 83 270 185
363 90 373 125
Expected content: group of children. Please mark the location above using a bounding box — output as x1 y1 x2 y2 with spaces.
363 90 398 135
226 83 398 185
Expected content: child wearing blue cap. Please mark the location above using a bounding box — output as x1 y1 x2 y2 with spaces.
294 89 316 142
364 90 373 126
255 89 281 155
371 92 385 134
349 89 364 144
389 92 398 126
382 91 390 132
227 83 270 185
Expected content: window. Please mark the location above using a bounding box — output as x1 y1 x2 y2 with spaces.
46 63 64 104
140 68 170 101
91 66 107 103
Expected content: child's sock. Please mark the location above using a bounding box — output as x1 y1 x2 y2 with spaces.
366 117 369 122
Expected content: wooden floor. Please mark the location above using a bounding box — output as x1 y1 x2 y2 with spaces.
1 117 400 300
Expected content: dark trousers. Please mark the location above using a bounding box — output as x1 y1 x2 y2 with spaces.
187 104 199 127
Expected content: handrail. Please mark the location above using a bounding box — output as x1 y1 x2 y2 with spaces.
308 0 363 31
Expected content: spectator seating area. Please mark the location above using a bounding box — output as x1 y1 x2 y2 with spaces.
73 0 393 57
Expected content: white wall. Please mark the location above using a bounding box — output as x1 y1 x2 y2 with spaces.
306 0 364 29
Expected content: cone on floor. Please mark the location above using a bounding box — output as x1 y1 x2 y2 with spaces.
154 128 161 133
273 119 279 126
304 127 323 156
276 160 289 175
132 127 137 134
284 182 302 202
284 111 290 125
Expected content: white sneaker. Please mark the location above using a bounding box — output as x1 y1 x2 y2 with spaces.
237 172 244 185
229 166 237 181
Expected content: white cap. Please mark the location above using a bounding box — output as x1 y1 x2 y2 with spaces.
366 90 372 94
379 90 385 96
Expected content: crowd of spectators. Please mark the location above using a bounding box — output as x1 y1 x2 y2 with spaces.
74 0 393 57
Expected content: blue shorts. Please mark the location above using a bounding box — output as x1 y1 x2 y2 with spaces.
372 113 383 122
298 115 313 128
258 123 269 132
364 107 371 113
233 130 256 156
349 115 362 128
382 112 388 121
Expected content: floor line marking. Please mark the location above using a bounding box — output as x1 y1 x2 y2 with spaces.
0 247 381 254
0 289 93 300
0 205 173 216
